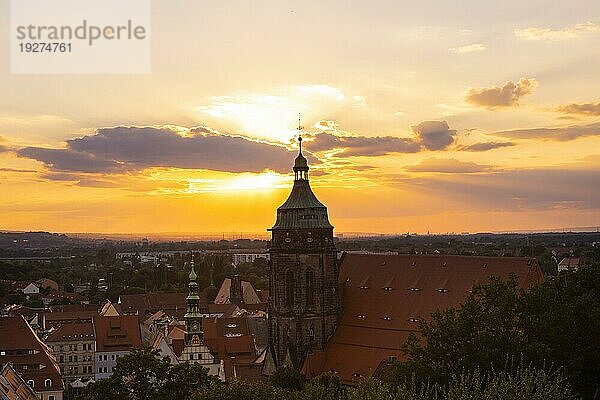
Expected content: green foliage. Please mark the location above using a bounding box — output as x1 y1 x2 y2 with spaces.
396 275 527 385
303 372 347 400
78 347 214 400
193 379 297 400
394 264 600 399
269 366 305 391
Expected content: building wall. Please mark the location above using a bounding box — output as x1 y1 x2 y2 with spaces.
269 227 340 367
95 350 128 380
232 253 270 266
49 340 95 381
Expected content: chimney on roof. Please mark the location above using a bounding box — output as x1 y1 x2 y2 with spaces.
230 275 243 306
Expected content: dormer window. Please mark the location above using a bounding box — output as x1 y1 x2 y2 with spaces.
27 380 34 387
45 379 52 387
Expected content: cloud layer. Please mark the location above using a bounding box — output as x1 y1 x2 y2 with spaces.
465 78 538 109
17 126 300 174
492 122 600 141
556 102 600 116
515 22 599 41
305 120 457 156
405 158 492 173
457 142 516 152
410 121 457 150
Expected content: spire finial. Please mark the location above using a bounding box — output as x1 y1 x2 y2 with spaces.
298 113 304 154
189 253 197 281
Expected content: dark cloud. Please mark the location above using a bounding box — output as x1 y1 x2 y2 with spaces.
307 132 420 156
401 167 599 211
556 102 600 116
465 78 538 109
303 120 457 157
492 122 600 141
457 142 517 152
0 168 37 173
405 158 492 173
410 121 457 150
18 147 125 173
18 126 302 174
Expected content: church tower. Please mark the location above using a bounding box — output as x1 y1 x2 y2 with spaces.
268 136 340 368
184 258 203 346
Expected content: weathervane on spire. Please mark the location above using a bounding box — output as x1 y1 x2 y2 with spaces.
298 113 304 154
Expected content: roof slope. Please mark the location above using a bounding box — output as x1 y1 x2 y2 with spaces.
94 315 142 352
214 278 262 305
46 320 95 342
303 253 544 384
0 316 63 392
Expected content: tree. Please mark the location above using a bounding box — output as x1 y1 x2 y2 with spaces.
78 347 213 400
269 367 305 391
394 275 527 386
520 264 600 399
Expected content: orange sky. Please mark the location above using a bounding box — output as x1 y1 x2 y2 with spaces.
1 1 599 235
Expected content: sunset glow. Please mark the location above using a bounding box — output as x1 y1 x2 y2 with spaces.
1 0 599 235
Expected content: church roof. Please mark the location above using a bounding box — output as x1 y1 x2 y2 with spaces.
302 253 544 385
270 135 333 230
277 179 327 210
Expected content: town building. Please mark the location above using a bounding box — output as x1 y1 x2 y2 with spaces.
93 315 141 380
0 316 64 400
301 253 543 384
179 261 218 374
261 137 544 384
266 137 340 369
558 257 580 272
214 276 262 306
0 363 39 400
46 321 95 382
118 292 203 320
232 252 270 266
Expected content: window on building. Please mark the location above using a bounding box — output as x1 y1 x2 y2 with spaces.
45 379 52 387
49 396 55 400
305 268 314 307
27 380 34 387
285 270 294 307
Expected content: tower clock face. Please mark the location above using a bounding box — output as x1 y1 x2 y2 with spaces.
192 322 198 331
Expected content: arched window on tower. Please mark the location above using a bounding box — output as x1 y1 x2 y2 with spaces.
306 267 314 308
286 270 294 307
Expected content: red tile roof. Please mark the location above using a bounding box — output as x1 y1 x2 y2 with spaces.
0 316 63 392
302 253 544 384
94 315 142 352
119 292 205 318
46 321 95 342
43 310 99 329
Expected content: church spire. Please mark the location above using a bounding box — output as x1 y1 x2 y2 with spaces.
184 254 203 346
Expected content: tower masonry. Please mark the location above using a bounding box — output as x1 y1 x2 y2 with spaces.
268 136 341 368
